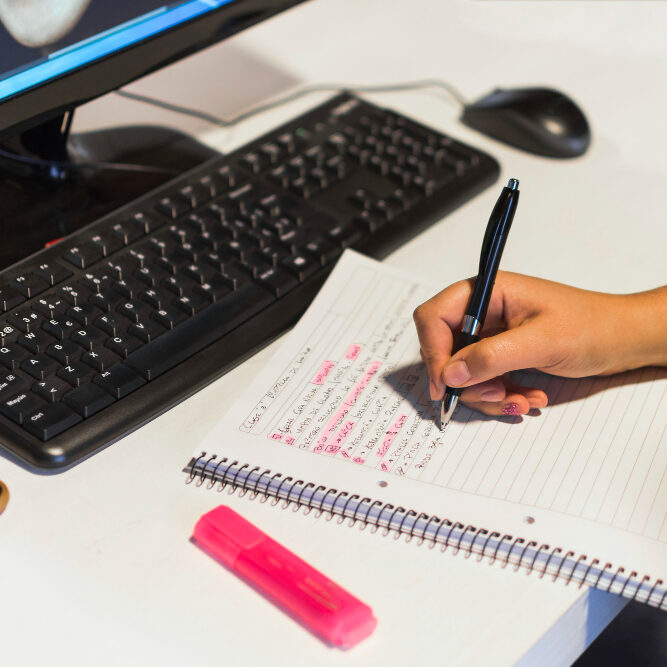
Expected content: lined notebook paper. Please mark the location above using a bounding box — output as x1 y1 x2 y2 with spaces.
187 250 667 608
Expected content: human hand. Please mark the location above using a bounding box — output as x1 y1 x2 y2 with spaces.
413 272 667 416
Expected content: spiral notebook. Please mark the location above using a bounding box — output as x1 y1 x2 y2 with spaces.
185 250 667 610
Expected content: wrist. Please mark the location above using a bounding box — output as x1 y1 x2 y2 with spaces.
607 288 667 372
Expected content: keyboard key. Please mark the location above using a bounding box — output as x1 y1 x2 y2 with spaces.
80 347 121 373
94 314 124 337
70 326 106 351
33 376 72 403
63 245 103 269
58 284 92 306
162 275 188 297
179 184 210 208
373 198 403 221
94 364 146 399
46 341 83 365
113 278 144 299
42 314 79 341
89 289 123 313
33 262 73 286
23 402 82 440
303 238 340 265
0 284 25 311
0 370 29 400
239 151 266 174
116 300 153 323
88 233 123 257
146 237 174 257
227 183 258 214
110 221 143 245
0 323 19 346
174 293 209 317
32 296 68 320
64 383 115 418
18 330 56 354
80 270 114 293
57 361 96 387
328 223 362 249
355 210 386 233
1 391 46 424
126 282 274 381
11 273 49 298
256 267 299 298
193 278 231 303
260 142 282 164
69 304 103 326
130 211 162 235
155 195 191 220
135 266 168 288
8 308 44 333
0 344 28 370
138 288 167 310
151 307 186 330
183 262 216 285
280 254 319 282
128 319 165 343
105 333 143 358
21 354 60 380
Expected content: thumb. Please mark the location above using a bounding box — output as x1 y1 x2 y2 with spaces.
442 323 552 388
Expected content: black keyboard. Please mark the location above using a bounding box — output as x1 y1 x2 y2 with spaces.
0 94 498 470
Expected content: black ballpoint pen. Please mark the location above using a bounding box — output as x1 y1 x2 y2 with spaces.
440 177 520 430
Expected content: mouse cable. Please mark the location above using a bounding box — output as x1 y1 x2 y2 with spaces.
113 78 468 130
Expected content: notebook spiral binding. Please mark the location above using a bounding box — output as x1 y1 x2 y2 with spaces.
185 452 667 611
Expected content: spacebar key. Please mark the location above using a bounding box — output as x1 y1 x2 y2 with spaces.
125 283 275 380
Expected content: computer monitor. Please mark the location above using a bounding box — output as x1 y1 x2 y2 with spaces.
0 0 306 269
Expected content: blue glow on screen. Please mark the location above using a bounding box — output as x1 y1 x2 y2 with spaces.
0 0 234 102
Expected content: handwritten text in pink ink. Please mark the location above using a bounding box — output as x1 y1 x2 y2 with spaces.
311 360 335 385
344 343 362 360
312 360 381 452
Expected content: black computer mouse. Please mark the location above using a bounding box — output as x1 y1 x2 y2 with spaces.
461 87 591 158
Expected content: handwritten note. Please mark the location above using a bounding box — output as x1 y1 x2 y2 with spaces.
232 251 667 545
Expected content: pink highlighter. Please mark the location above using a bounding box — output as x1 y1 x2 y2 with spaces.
192 505 377 648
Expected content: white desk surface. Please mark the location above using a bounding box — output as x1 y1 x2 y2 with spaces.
2 1 666 665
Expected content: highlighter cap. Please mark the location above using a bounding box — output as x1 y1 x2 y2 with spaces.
193 505 265 567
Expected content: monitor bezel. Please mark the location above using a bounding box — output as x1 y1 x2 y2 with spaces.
0 0 308 141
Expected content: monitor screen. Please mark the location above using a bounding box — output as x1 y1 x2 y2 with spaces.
0 0 304 140
0 1 236 104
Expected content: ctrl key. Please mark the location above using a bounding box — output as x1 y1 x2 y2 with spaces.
23 403 83 441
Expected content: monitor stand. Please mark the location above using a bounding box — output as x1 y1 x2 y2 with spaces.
0 110 220 271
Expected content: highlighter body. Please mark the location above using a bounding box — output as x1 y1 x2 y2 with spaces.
193 505 376 648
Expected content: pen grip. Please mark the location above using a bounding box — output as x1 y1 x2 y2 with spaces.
445 331 480 399
453 330 480 355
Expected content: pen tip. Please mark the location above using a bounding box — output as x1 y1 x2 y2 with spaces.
507 178 519 190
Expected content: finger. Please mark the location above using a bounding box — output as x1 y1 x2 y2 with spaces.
442 322 558 389
502 375 549 409
461 390 531 417
414 289 464 399
460 378 506 403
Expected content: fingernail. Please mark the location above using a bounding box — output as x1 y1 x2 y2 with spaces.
443 360 471 387
480 387 505 401
502 402 520 416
